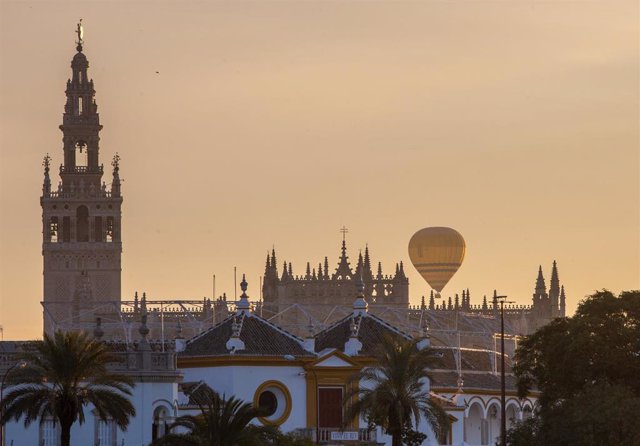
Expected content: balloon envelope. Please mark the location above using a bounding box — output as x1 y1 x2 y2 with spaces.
408 227 466 293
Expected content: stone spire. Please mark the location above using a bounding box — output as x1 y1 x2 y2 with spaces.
560 285 566 317
264 253 271 277
333 238 353 280
355 251 364 278
281 260 289 281
363 245 373 281
535 266 547 296
549 260 560 316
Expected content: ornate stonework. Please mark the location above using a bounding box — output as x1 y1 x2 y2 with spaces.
40 41 123 335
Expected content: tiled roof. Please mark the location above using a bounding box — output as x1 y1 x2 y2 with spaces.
430 370 519 392
181 313 313 357
314 313 412 356
432 347 513 373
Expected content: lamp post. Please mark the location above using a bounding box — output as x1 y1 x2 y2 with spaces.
1 359 25 446
495 295 513 446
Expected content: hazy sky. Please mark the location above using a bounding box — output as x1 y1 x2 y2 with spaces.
1 1 638 340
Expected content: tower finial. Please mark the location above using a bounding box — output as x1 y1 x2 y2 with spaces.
76 19 84 52
340 225 349 241
42 154 52 196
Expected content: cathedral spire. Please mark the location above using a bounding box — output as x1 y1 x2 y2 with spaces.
549 260 560 315
363 245 373 280
333 233 353 280
535 265 547 296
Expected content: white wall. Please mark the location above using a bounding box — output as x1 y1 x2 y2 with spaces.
181 364 308 432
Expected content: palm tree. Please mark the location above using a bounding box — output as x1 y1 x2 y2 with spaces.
152 385 276 446
0 330 136 446
344 336 449 446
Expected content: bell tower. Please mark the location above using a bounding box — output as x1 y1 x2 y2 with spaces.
40 22 123 335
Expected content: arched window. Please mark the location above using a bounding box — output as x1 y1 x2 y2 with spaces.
152 406 170 441
95 417 116 446
39 415 59 446
76 206 89 242
49 216 59 243
75 141 88 167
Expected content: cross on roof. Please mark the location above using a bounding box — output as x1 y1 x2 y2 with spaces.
340 226 349 241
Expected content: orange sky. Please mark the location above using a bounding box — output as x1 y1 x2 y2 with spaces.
1 1 638 340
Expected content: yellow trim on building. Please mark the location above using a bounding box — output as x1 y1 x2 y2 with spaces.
253 380 292 426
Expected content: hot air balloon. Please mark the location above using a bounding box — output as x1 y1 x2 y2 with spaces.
408 227 466 294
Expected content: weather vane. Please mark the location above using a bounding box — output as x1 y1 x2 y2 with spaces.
76 19 84 52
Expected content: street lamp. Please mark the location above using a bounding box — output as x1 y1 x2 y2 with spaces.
1 359 26 446
495 295 514 446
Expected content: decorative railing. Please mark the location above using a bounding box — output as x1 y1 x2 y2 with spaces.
45 190 112 199
59 165 103 174
296 428 377 444
1 349 177 374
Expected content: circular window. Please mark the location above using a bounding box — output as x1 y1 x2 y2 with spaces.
258 391 278 417
64 204 69 209
253 381 291 426
108 205 113 209
96 204 101 209
52 205 57 209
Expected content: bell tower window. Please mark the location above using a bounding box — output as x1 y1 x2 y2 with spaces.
76 205 89 242
106 216 114 243
75 141 88 167
49 217 59 243
78 96 83 115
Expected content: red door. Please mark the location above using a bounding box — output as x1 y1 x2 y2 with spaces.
318 387 343 428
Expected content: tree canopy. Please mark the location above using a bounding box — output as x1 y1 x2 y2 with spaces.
510 290 640 446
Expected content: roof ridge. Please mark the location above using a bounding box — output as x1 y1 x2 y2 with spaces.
186 314 236 345
314 313 352 338
244 312 307 346
364 312 413 340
